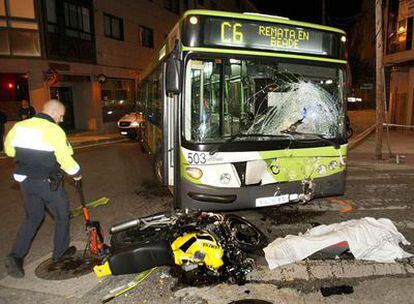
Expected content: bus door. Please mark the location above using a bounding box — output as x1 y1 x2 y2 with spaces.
163 63 176 186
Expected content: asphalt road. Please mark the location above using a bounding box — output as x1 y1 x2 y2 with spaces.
0 141 413 304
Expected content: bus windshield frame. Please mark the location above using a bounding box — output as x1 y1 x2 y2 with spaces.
183 54 347 145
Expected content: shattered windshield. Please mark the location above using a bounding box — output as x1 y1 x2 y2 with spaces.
184 58 346 143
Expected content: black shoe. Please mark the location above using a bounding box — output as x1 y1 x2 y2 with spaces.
5 254 24 278
53 246 77 262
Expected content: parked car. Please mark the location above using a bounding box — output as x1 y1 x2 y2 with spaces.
118 112 144 140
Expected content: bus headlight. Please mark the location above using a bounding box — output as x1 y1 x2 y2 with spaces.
317 165 327 175
186 167 203 179
220 173 231 185
329 160 338 170
130 121 139 127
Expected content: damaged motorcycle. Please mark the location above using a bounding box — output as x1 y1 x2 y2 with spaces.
94 210 267 285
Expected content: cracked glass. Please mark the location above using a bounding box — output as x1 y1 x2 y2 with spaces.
184 58 346 143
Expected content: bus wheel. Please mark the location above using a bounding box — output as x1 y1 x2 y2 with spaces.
154 152 164 185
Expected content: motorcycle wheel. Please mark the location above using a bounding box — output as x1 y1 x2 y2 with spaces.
225 214 268 253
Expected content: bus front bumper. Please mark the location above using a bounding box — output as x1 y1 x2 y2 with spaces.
179 171 346 211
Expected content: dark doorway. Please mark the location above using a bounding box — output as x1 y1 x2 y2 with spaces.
50 87 75 131
0 73 29 120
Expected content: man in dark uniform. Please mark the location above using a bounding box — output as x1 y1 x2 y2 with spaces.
18 99 36 120
4 99 81 278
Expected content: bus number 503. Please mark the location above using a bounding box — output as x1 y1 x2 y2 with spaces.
187 153 207 164
221 22 243 44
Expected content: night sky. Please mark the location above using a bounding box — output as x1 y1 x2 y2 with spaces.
252 0 362 30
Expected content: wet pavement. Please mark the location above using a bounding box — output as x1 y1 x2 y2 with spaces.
0 140 414 303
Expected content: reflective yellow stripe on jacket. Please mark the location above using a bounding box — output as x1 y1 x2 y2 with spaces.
4 117 80 176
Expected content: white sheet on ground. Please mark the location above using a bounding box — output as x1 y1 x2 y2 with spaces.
264 217 413 269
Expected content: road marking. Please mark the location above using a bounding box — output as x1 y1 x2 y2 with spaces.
327 198 354 213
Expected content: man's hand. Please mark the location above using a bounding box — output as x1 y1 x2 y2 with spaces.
73 175 82 181
73 175 82 189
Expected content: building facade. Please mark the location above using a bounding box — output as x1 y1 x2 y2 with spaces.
384 0 414 128
0 0 256 133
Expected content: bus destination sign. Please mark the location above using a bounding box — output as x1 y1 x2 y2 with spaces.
204 17 337 56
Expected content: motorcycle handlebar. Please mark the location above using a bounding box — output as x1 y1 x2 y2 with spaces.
110 214 171 234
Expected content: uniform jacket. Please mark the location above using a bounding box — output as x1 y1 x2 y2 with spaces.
4 113 80 180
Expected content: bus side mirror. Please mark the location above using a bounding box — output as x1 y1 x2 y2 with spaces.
166 57 182 95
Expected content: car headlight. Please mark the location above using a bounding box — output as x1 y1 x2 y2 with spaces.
130 121 139 127
186 167 203 179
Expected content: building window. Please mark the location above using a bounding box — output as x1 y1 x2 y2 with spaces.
164 0 179 14
8 0 35 18
139 25 154 48
63 2 92 40
387 0 414 53
43 0 95 62
104 13 124 40
0 0 40 57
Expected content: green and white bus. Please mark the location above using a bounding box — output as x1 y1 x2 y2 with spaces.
139 10 349 211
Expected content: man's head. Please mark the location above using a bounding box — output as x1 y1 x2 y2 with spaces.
21 99 29 108
42 99 65 124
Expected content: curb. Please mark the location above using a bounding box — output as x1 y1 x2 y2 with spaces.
71 137 128 150
0 137 128 159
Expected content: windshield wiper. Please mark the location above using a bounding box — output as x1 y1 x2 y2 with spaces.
209 133 293 156
281 130 340 149
281 117 304 134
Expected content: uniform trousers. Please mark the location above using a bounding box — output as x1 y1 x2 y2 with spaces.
10 179 70 260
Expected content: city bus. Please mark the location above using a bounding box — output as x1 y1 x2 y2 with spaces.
139 10 349 211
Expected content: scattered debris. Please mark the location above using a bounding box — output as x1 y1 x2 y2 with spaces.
159 272 171 279
264 217 413 269
102 268 156 303
320 285 354 297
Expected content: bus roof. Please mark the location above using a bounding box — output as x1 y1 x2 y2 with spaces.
182 9 346 35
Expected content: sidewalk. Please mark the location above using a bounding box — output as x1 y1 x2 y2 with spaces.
348 129 414 165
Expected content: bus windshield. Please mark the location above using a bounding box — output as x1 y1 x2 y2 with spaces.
184 57 346 144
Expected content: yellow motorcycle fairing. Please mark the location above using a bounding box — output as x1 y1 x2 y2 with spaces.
171 232 224 270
